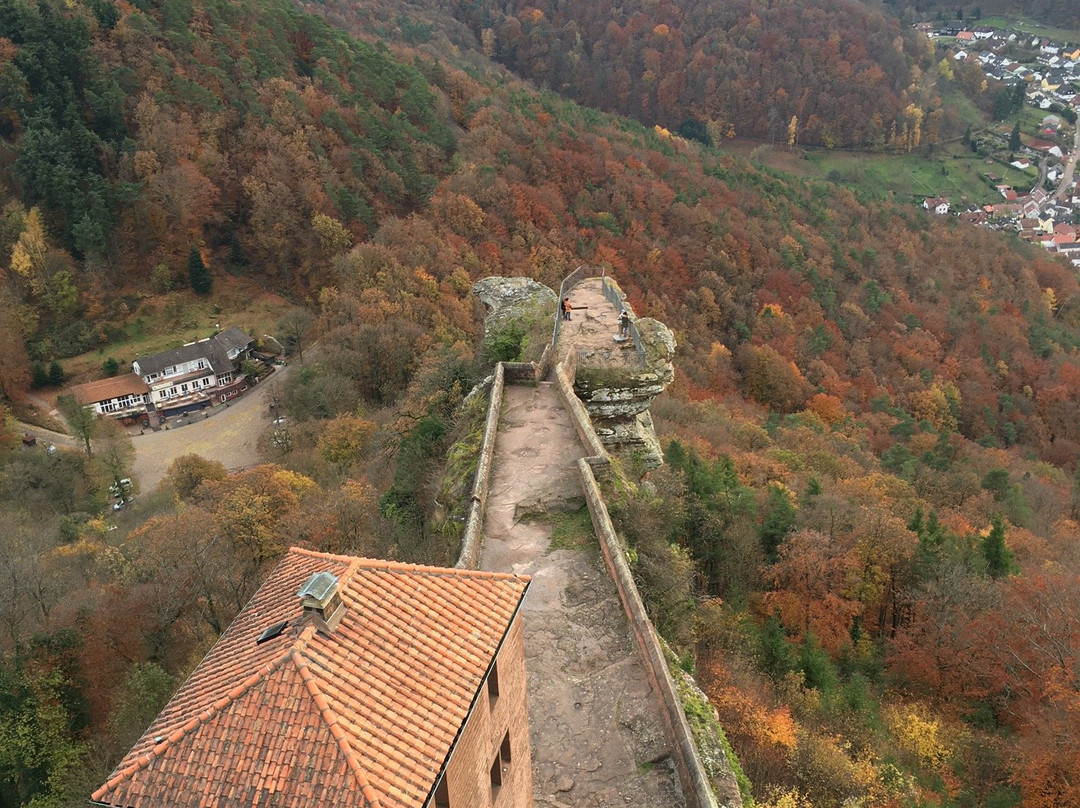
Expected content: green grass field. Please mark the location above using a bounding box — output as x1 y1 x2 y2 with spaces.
975 16 1079 43
59 275 293 385
802 149 994 205
723 79 1059 208
781 135 1044 207
725 135 1046 208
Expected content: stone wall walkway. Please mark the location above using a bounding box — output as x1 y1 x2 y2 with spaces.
480 381 685 807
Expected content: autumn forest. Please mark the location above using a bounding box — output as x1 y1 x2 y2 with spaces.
1 0 1080 806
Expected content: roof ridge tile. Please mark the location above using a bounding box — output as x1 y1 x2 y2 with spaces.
288 547 530 583
90 650 294 803
290 648 383 808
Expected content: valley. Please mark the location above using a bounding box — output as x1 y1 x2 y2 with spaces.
1 1 1079 807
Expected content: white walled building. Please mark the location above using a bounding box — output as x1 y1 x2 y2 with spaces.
132 327 253 412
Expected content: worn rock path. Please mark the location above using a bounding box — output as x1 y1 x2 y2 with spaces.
559 278 641 366
480 372 684 806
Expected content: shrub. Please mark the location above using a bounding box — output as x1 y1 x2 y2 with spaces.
486 323 526 363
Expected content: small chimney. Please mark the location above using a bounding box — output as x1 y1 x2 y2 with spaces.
297 571 345 633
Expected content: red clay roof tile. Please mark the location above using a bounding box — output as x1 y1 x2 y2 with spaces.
92 548 529 808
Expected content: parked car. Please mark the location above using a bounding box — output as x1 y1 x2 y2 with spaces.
109 478 133 497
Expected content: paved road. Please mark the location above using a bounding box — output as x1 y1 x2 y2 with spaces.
1055 120 1080 202
129 364 293 492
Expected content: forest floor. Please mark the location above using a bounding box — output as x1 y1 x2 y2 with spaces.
480 282 685 808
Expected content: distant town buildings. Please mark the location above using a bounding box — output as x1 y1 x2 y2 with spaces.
918 22 1080 267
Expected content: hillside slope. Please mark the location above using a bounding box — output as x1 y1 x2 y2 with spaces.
441 0 993 148
0 1 1078 807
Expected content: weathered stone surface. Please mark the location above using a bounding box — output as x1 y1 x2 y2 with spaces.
572 312 676 470
473 276 557 331
475 274 676 470
591 411 664 469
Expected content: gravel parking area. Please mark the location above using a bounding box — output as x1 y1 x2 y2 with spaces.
130 365 292 492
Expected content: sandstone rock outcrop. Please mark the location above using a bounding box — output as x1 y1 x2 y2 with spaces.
474 274 675 471
571 311 676 470
473 276 556 332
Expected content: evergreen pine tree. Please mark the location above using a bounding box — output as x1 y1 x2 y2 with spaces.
981 515 1017 578
760 483 797 561
1009 122 1022 151
1012 81 1026 112
799 632 838 692
187 247 213 295
758 615 796 680
48 360 65 387
31 363 49 389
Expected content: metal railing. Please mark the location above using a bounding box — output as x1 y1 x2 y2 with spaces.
551 265 646 365
553 265 604 346
600 277 646 363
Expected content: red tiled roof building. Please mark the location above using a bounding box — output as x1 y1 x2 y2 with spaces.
92 548 533 808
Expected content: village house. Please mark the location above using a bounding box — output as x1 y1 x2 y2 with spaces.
92 548 534 808
1019 188 1050 218
132 326 253 415
923 197 951 215
67 374 150 419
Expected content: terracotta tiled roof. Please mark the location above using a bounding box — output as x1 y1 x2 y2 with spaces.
92 548 530 808
68 374 150 405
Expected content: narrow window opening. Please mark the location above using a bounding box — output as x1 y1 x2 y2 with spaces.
487 661 500 707
500 731 511 765
489 753 502 799
434 776 449 808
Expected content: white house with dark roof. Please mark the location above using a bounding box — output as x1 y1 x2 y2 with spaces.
132 326 252 412
923 197 951 215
